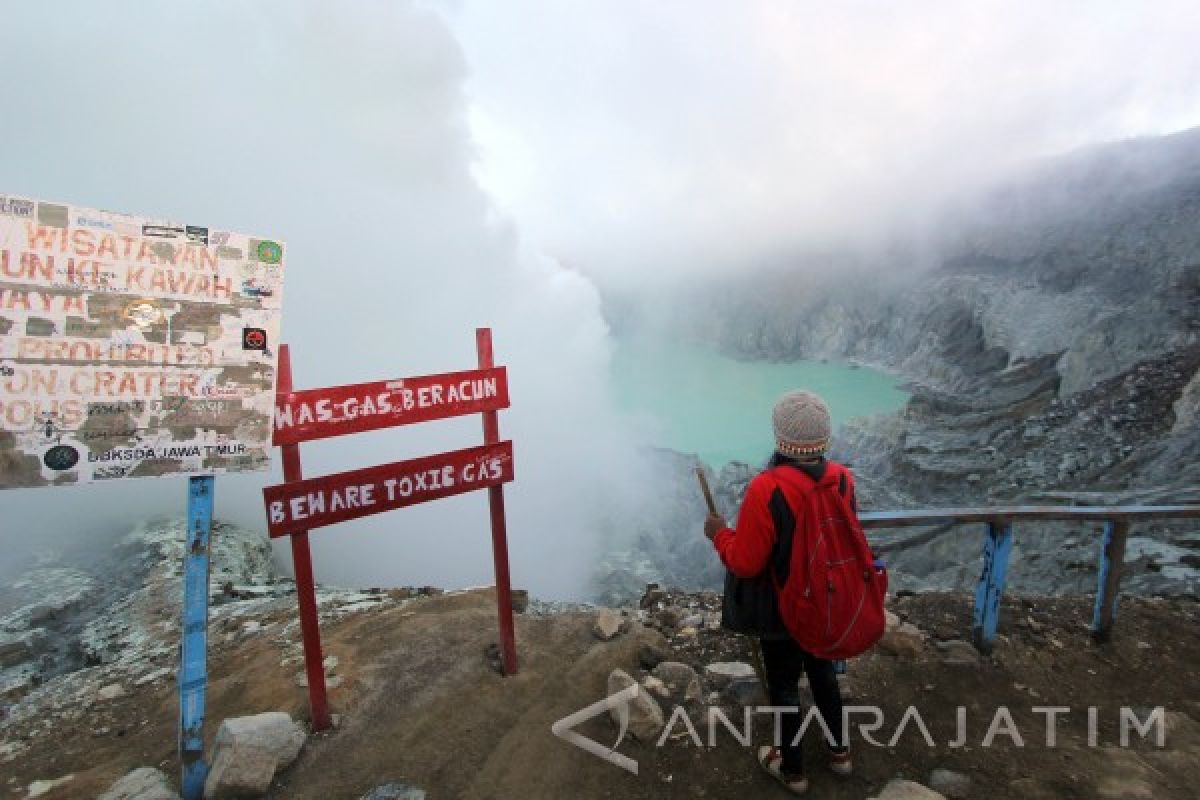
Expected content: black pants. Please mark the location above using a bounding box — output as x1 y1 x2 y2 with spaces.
759 637 846 776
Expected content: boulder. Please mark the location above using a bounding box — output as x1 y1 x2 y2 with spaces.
607 669 665 743
636 641 671 670
868 779 946 800
927 768 971 799
204 745 277 798
204 712 306 798
98 768 179 800
703 662 757 688
593 610 623 641
877 622 925 657
651 661 702 704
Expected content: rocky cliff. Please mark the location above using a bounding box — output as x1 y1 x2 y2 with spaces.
597 127 1200 602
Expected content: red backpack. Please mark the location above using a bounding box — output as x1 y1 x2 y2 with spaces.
768 462 887 659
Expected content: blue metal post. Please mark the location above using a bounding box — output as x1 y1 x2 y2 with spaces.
1091 518 1130 642
971 520 1013 654
180 475 215 799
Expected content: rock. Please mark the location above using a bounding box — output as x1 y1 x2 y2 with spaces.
637 641 672 670
607 669 665 743
1091 748 1159 799
98 767 179 800
651 661 703 704
1094 775 1155 799
928 768 971 799
642 676 670 699
135 668 172 686
868 779 946 800
0 635 32 668
639 584 667 609
1163 710 1200 741
655 608 682 629
932 625 959 641
593 610 623 641
359 784 426 800
28 776 75 798
98 683 127 701
322 655 339 671
204 712 306 798
878 622 925 657
483 643 504 674
680 613 704 628
724 678 766 706
703 662 757 688
204 744 277 799
510 589 529 613
936 640 979 665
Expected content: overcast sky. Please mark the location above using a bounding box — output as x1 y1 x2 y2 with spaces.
438 0 1200 285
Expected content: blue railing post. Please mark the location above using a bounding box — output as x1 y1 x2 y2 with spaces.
971 520 1013 654
1091 518 1130 642
180 475 215 799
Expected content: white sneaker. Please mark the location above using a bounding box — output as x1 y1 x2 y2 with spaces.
757 746 809 795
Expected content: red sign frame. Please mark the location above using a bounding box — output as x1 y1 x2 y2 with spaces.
265 328 519 732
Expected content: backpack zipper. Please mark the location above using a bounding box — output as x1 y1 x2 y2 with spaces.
827 582 866 653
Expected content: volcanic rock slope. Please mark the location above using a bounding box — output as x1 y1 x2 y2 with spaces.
602 127 1200 601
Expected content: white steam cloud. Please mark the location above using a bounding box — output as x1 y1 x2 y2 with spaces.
447 0 1200 286
0 1 640 598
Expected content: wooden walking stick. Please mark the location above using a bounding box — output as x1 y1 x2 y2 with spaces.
697 466 769 688
695 466 718 515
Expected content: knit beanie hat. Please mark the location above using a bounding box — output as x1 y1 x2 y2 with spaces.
772 390 831 458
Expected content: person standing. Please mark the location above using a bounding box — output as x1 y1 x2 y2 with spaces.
704 390 856 795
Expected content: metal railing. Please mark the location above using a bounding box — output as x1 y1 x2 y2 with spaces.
858 505 1200 653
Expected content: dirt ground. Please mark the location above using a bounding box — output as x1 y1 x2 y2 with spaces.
4 588 1200 799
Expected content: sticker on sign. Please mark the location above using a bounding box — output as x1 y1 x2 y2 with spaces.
0 193 285 489
262 440 515 537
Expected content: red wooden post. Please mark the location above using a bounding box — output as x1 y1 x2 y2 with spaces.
477 328 518 675
277 344 332 731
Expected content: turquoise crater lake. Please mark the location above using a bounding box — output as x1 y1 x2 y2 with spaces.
612 339 910 467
